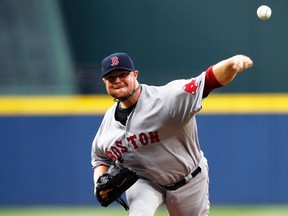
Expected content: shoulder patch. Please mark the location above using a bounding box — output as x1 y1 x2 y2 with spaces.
183 79 200 94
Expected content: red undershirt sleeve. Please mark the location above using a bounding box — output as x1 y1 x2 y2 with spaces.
203 65 223 98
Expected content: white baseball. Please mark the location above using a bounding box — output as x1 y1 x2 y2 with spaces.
257 5 272 20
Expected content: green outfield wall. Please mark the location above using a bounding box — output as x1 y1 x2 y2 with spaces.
1 1 287 94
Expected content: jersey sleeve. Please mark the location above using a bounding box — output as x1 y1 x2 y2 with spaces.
203 65 223 97
91 133 113 169
90 110 115 170
163 72 206 123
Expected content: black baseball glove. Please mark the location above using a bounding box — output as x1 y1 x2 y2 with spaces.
95 157 139 211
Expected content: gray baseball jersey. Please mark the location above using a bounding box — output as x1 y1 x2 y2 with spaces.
91 72 206 186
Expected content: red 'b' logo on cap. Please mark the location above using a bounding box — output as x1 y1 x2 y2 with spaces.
111 56 119 66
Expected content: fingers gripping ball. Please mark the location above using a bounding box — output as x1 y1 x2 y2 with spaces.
231 55 253 73
257 5 272 20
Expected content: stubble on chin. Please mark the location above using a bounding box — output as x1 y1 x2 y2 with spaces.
110 88 129 100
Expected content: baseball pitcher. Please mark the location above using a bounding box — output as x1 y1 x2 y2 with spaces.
91 52 253 216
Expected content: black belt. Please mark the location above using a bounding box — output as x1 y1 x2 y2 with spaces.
164 166 202 191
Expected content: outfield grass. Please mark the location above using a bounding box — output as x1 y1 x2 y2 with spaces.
0 205 288 216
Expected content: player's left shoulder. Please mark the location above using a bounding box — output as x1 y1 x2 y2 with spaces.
166 72 205 95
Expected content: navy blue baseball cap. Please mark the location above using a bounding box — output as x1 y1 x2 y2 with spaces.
101 52 135 78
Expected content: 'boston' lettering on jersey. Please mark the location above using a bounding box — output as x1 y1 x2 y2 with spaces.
107 131 160 160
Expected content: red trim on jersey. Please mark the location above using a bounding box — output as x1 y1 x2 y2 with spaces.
98 164 109 168
203 65 223 97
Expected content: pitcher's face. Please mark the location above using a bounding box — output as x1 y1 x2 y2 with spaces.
103 70 138 100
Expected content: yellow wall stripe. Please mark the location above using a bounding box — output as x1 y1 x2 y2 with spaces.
0 94 287 115
202 94 288 114
0 95 114 115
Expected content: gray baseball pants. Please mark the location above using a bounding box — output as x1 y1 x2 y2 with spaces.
126 157 210 216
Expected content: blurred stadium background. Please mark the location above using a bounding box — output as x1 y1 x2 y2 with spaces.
0 0 288 215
